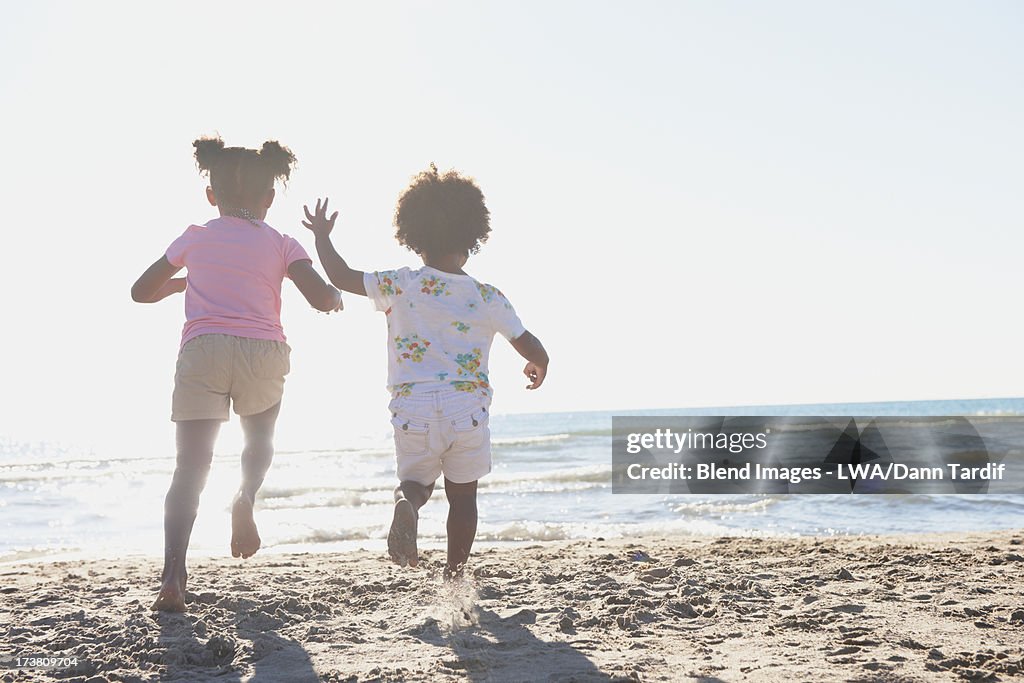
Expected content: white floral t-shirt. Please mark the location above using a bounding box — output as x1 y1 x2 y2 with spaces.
363 266 526 399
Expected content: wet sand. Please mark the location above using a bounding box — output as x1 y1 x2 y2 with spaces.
2 531 1023 682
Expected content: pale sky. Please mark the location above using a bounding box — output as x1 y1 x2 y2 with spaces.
2 1 1022 454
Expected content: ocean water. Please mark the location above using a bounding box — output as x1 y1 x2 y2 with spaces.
2 398 1023 564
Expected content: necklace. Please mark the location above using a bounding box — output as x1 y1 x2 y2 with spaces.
223 208 262 227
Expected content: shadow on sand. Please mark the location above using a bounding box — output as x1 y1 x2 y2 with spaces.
409 606 607 681
154 603 318 682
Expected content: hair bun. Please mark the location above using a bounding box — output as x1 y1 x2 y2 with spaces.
259 140 297 182
193 136 226 172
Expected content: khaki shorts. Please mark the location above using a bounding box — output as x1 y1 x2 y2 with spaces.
171 334 290 422
389 390 491 485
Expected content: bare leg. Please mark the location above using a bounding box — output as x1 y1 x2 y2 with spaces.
152 419 220 612
444 479 478 581
388 480 434 568
232 402 280 559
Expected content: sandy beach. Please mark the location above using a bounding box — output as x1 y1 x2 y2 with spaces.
2 531 1023 682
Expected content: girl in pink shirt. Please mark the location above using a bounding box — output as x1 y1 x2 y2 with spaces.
131 137 341 612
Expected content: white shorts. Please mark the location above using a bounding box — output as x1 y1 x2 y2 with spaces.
388 390 492 485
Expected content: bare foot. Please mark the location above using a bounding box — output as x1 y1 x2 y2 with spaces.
151 578 186 612
231 494 261 559
444 564 466 583
388 499 418 568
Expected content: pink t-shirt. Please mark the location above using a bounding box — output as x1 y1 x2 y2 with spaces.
165 216 310 347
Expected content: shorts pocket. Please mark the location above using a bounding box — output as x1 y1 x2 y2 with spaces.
451 408 489 450
392 414 429 457
176 342 213 377
251 344 291 379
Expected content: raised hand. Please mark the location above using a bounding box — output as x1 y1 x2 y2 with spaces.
302 197 339 237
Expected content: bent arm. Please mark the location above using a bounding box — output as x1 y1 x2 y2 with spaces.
132 256 185 303
288 259 343 312
510 330 549 390
314 234 367 296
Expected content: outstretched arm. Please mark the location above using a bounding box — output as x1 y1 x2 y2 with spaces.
132 256 185 303
510 330 549 390
302 197 367 296
288 260 343 312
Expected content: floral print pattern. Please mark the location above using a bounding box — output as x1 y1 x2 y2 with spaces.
475 282 498 303
452 348 491 392
369 267 523 400
476 282 512 309
420 276 451 297
454 348 482 376
394 334 431 363
377 270 403 297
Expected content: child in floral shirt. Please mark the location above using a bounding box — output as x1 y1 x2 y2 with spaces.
303 166 549 579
